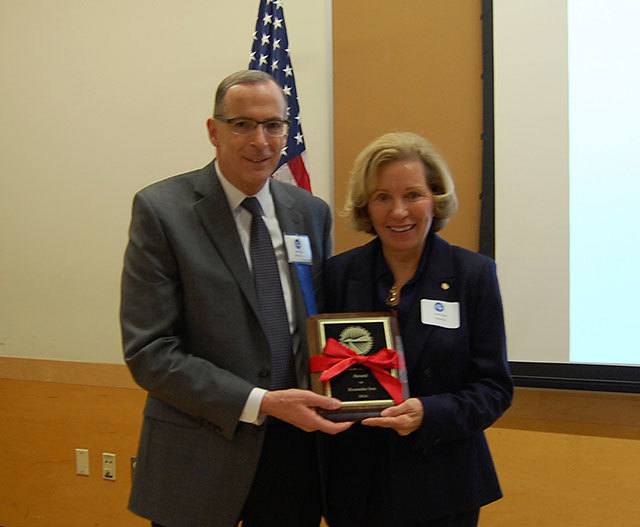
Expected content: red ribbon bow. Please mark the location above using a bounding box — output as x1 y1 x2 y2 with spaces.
309 338 403 404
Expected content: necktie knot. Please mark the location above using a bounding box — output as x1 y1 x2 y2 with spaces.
241 197 264 218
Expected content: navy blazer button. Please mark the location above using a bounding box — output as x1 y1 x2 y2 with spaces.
423 367 433 379
258 368 270 378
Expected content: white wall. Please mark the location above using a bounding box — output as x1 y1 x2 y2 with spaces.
0 0 333 363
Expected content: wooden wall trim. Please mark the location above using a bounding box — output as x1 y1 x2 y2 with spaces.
2 357 638 441
495 387 640 440
0 356 139 389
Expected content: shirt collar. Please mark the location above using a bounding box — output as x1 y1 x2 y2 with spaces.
215 160 275 217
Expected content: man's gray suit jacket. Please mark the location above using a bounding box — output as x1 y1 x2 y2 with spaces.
120 162 331 527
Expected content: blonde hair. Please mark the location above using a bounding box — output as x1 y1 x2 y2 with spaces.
343 132 458 233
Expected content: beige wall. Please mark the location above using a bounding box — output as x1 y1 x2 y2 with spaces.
0 0 333 364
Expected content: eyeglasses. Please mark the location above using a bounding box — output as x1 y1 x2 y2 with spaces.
214 116 290 137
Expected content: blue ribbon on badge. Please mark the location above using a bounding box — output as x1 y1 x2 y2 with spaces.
294 263 317 316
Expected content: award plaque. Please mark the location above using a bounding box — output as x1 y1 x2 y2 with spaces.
307 312 409 421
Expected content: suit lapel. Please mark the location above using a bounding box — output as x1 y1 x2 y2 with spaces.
271 183 306 328
343 241 379 312
270 180 304 236
402 235 457 373
192 164 259 318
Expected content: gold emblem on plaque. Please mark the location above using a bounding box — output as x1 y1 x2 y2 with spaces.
339 326 374 355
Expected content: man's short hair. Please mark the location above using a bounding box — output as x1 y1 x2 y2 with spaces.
213 70 286 116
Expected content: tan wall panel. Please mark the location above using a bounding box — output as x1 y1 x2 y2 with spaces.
0 372 640 527
484 388 640 525
0 377 146 527
333 0 483 253
2 358 639 526
483 427 640 526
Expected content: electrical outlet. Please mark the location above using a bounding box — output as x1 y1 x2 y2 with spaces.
75 448 89 476
102 452 116 480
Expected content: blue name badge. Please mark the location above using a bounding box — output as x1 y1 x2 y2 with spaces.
285 234 316 315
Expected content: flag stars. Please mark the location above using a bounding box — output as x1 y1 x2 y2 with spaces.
250 1 310 190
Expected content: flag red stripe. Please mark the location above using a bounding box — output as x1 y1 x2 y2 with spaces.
287 155 311 192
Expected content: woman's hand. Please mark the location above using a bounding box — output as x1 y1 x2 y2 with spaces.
361 397 424 436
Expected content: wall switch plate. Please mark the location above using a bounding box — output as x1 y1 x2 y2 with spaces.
75 448 89 476
102 452 116 480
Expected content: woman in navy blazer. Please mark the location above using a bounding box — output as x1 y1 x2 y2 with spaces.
323 132 513 526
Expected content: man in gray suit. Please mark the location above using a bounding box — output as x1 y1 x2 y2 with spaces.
121 70 350 527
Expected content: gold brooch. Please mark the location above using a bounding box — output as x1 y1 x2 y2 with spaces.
385 284 400 308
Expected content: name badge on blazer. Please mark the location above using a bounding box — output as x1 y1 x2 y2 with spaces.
284 234 312 264
421 299 460 329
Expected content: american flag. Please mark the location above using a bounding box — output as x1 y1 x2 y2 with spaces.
249 0 312 192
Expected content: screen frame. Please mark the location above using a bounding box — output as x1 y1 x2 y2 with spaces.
481 0 640 394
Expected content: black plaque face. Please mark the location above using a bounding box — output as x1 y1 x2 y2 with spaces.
320 319 393 404
307 313 409 421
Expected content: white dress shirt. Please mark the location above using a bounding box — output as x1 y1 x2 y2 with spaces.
215 162 296 424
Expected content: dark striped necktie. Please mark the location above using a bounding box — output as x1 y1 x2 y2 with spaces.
241 197 295 389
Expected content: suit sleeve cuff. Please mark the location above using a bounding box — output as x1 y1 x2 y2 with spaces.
239 387 267 425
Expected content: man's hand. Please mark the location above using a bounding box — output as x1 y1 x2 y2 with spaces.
260 389 353 434
361 397 424 436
